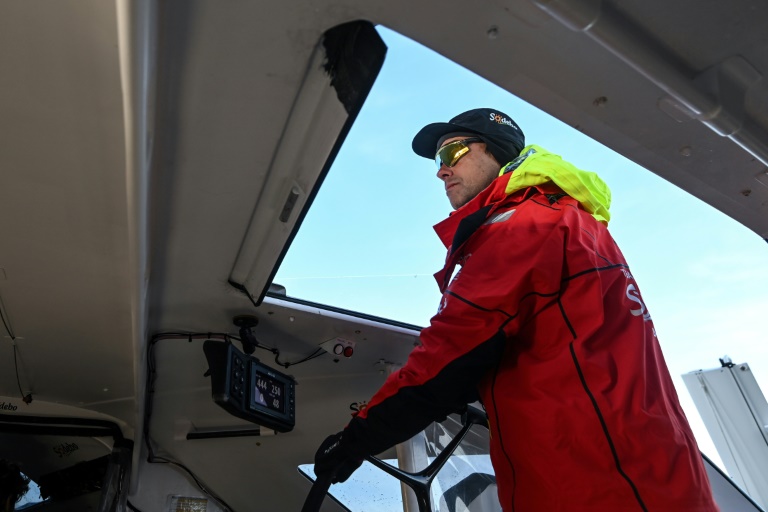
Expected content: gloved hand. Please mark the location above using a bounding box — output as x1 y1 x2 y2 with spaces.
314 431 363 483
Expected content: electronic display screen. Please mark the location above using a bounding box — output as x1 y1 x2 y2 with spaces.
253 370 285 414
203 340 295 432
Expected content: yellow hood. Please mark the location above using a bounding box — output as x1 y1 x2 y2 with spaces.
501 145 612 225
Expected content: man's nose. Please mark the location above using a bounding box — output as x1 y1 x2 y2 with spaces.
437 165 452 180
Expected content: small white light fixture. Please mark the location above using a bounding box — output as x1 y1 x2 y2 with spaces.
320 337 356 359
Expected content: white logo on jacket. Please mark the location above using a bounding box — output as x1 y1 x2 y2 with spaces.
626 284 651 321
449 253 472 286
485 209 516 225
437 296 448 314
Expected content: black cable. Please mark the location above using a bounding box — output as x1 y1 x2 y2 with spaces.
1 297 30 403
0 305 14 339
143 334 237 512
126 500 143 512
293 348 325 364
275 347 326 368
13 344 26 399
228 333 280 356
225 334 326 368
13 344 23 394
151 331 326 369
145 455 233 510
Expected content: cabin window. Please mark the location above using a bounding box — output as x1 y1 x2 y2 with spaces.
15 474 46 509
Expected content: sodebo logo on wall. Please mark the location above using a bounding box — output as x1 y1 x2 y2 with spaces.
0 401 18 411
489 112 519 131
53 442 79 458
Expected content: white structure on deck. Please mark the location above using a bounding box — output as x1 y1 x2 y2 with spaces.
684 359 768 510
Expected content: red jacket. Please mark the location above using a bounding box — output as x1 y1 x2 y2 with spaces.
347 152 718 511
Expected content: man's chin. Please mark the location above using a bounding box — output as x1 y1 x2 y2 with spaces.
447 190 463 210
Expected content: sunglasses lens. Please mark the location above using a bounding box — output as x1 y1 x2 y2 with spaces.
435 141 470 169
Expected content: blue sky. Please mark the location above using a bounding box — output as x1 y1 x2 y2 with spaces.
275 26 768 471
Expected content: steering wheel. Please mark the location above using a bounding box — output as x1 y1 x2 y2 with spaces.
301 406 488 512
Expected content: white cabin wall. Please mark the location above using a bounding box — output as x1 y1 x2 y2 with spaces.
128 451 225 512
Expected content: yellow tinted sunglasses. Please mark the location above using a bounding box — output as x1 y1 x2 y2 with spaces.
435 138 483 169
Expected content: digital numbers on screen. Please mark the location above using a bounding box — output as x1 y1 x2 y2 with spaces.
254 372 285 413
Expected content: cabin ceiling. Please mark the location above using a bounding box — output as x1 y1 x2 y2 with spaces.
0 0 766 507
0 1 135 408
0 0 768 510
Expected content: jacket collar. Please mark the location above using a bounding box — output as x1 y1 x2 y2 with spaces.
433 143 613 249
433 172 514 249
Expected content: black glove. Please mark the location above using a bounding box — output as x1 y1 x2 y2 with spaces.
314 431 363 483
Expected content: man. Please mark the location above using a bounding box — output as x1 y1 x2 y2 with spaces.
315 108 718 510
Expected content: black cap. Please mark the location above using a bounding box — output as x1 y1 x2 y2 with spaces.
412 108 525 168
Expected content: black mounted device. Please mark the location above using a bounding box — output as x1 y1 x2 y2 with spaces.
203 339 296 433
